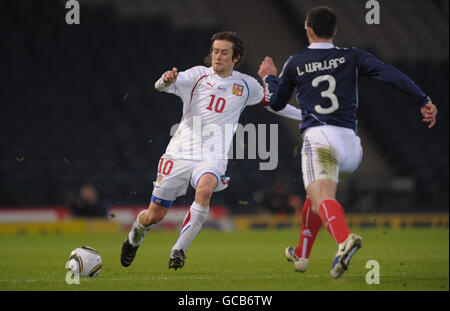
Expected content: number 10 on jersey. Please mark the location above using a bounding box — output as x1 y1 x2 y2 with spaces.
158 158 173 175
206 95 226 113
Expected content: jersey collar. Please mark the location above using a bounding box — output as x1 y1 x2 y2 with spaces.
210 67 234 78
308 43 334 49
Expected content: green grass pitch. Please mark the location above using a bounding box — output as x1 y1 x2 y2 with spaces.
0 227 448 291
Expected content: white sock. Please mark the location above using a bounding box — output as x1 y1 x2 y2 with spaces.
128 210 153 247
172 202 209 252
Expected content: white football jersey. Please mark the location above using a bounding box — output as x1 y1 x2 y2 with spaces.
162 66 265 160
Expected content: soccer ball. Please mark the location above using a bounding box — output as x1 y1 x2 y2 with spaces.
66 246 103 277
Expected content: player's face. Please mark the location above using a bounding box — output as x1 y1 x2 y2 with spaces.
211 40 239 77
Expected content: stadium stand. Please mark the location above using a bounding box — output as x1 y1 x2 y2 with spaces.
0 0 301 213
0 0 447 213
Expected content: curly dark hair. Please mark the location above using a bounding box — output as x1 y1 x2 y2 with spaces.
204 31 245 69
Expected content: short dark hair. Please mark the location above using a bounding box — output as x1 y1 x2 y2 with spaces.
306 6 337 39
204 31 245 68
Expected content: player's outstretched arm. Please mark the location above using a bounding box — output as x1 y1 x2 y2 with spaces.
420 102 438 128
154 67 179 91
255 59 301 120
258 56 294 111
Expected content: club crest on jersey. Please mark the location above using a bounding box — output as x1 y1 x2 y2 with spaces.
232 84 244 96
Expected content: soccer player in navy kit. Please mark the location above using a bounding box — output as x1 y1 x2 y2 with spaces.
258 6 438 278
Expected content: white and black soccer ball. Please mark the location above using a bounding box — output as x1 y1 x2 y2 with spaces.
67 246 103 277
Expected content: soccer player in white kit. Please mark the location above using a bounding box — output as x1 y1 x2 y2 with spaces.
121 31 302 269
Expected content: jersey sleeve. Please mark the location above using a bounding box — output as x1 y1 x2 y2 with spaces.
262 56 296 111
243 76 265 106
163 66 206 103
264 104 303 121
353 48 430 106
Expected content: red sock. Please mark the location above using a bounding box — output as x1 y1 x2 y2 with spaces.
318 199 351 244
295 197 322 259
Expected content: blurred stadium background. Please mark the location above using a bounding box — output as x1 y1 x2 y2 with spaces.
0 0 448 233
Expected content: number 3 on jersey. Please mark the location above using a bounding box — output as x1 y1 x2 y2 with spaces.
206 95 226 113
312 74 339 114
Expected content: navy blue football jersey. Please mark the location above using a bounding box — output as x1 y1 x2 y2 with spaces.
263 44 430 133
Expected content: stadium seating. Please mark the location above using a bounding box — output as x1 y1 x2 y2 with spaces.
0 0 447 212
0 0 301 213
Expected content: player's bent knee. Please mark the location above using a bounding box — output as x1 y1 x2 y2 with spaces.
195 174 218 201
195 186 214 201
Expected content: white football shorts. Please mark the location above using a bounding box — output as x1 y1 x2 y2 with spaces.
152 155 230 201
301 125 363 189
